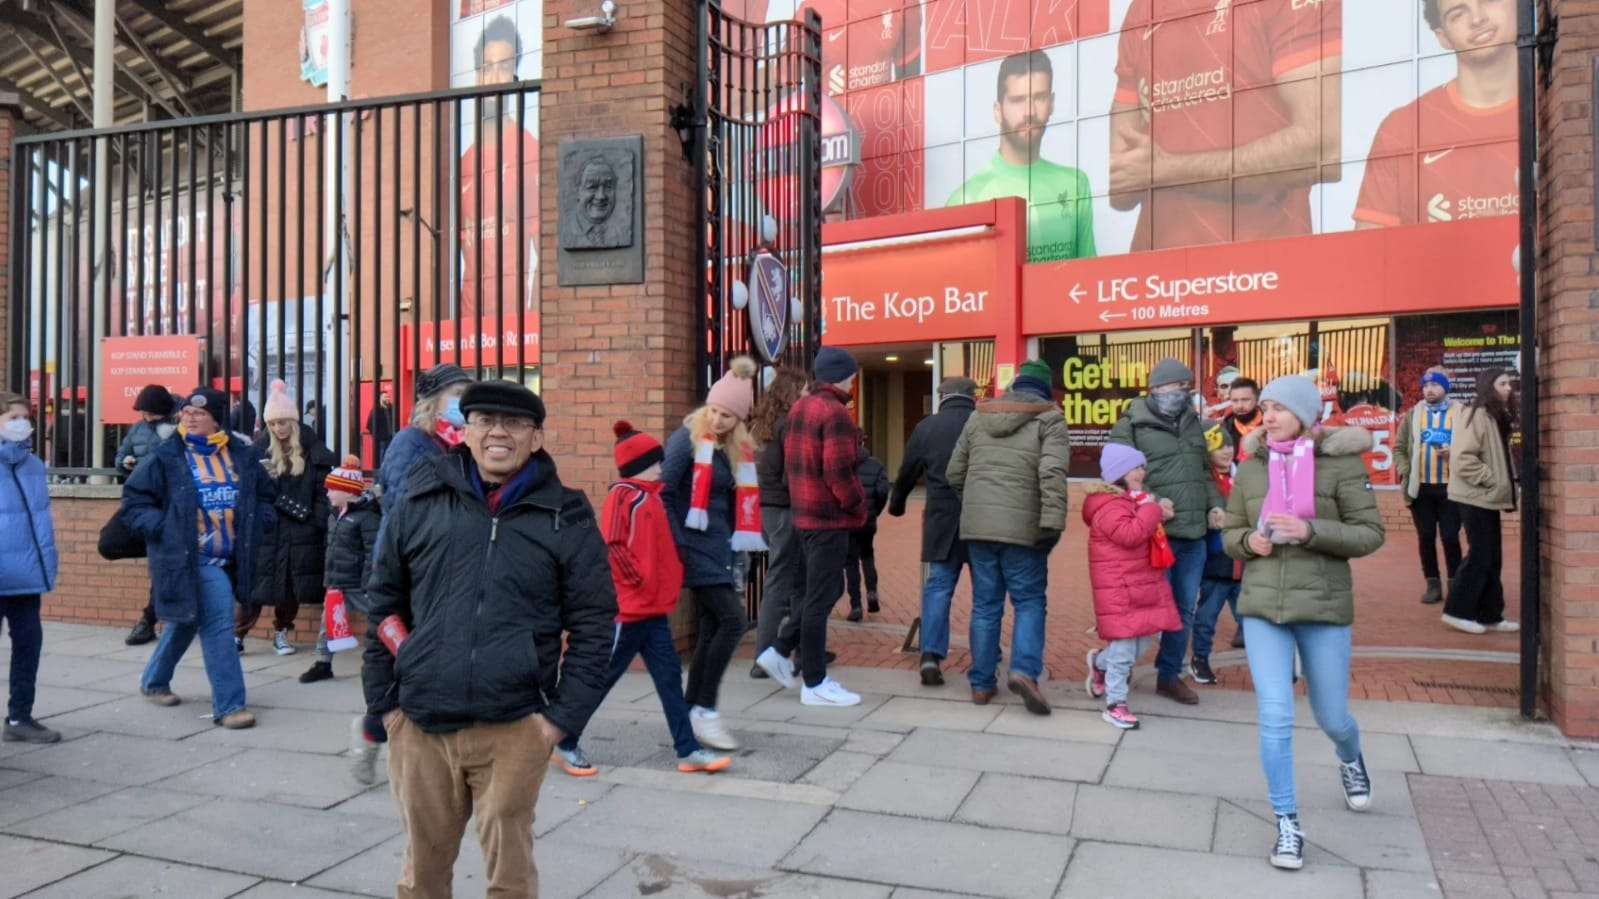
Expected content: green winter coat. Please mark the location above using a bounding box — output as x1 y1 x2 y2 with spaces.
1223 426 1387 626
946 390 1072 547
1108 398 1222 541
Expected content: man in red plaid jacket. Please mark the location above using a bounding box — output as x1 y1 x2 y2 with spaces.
756 347 868 709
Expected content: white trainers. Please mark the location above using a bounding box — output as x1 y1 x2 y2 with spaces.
756 647 799 690
801 678 862 707
273 630 297 656
689 707 739 751
348 716 380 785
1440 614 1487 635
1492 620 1521 633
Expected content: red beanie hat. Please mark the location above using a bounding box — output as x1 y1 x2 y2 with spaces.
613 421 664 478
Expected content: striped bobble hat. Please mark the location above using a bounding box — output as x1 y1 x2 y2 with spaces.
613 421 664 478
325 455 369 496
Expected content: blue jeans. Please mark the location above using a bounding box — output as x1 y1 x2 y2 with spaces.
560 616 700 758
1242 617 1362 817
1192 578 1241 662
920 557 967 659
966 541 1047 692
141 565 248 721
1155 538 1206 680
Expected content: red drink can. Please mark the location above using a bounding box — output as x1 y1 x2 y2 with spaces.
377 615 410 656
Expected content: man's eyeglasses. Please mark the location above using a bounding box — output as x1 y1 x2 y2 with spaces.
466 414 538 435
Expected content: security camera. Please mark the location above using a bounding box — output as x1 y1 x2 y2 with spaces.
565 1 618 32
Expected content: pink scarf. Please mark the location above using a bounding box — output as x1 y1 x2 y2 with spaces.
1263 437 1317 528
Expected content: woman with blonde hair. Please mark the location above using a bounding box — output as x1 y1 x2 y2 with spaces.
660 356 762 752
750 366 810 678
237 381 336 655
375 364 474 513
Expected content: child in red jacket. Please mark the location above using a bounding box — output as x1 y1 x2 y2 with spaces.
550 422 733 778
1081 444 1181 730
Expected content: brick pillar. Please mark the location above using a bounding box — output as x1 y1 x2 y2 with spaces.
0 97 17 387
539 1 701 499
1540 1 1599 737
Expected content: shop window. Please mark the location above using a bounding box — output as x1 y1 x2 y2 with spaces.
1039 328 1190 478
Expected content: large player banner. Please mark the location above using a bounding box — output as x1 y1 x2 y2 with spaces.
736 0 1517 275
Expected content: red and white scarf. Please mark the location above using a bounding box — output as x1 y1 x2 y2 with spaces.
685 432 717 531
731 444 768 551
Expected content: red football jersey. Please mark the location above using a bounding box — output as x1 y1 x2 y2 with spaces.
459 123 540 321
1113 0 1341 251
803 0 922 94
1353 81 1518 227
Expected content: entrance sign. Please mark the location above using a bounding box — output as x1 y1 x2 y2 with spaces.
1023 217 1519 335
99 336 204 425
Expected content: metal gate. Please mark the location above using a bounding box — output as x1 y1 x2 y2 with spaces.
692 1 823 393
8 82 541 476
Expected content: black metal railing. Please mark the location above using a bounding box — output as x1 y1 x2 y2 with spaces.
9 81 541 476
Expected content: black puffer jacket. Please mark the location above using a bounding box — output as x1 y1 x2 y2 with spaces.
324 492 381 613
889 394 975 563
250 424 336 607
361 450 618 738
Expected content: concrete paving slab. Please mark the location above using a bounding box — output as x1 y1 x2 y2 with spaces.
984 705 1124 745
1057 841 1363 898
800 749 879 792
307 829 629 898
232 883 366 898
891 891 988 899
1410 736 1586 785
599 766 840 807
0 775 122 827
5 785 210 844
1114 715 1418 771
574 716 694 769
99 644 296 674
41 695 220 740
23 685 124 718
556 783 827 867
1069 784 1216 851
97 797 400 882
857 696 1002 733
236 676 361 713
0 767 43 790
837 760 980 820
888 728 1113 783
743 689 892 726
33 655 149 689
42 631 143 657
327 784 400 821
154 747 382 808
20 853 259 898
785 809 1072 899
1102 746 1419 816
670 727 843 784
184 708 363 755
0 833 116 898
1364 870 1445 898
1209 800 1354 868
954 774 1075 835
1231 798 1433 873
3 732 242 786
588 855 894 898
843 729 908 757
1571 747 1599 787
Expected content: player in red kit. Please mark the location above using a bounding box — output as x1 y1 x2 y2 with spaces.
1108 0 1343 252
1354 0 1518 228
800 0 921 95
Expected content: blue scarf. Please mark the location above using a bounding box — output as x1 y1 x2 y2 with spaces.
468 456 541 514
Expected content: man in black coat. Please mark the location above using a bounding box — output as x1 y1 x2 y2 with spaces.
888 376 978 686
362 380 616 898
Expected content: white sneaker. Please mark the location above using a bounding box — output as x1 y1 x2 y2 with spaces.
273 630 297 656
801 678 862 707
1440 614 1487 635
689 707 739 751
1492 620 1521 633
756 647 798 690
348 716 380 785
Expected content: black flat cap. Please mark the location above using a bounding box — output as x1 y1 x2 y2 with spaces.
459 380 545 426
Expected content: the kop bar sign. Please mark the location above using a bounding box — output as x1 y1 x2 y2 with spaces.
758 92 859 215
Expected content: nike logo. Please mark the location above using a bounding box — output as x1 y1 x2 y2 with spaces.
828 29 844 42
1142 23 1162 39
1422 149 1454 165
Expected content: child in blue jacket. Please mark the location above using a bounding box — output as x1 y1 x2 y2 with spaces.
0 392 60 744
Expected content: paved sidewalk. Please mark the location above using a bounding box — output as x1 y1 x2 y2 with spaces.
1 622 1594 898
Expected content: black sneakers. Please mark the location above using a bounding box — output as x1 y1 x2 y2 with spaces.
3 718 61 744
919 653 944 687
1340 754 1372 811
299 661 335 684
125 618 157 646
1190 657 1217 685
1271 814 1304 870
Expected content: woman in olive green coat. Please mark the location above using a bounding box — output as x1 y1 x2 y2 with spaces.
1223 375 1386 872
1442 368 1520 635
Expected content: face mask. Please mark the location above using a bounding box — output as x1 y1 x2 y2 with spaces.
1151 390 1190 418
442 396 466 428
156 423 176 440
0 420 34 444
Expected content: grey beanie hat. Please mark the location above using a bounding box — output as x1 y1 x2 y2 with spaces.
1149 358 1195 389
1260 375 1322 431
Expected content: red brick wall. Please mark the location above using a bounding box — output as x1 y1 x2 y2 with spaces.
1539 0 1599 738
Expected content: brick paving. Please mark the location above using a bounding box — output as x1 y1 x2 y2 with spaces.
743 497 1525 708
1410 775 1599 898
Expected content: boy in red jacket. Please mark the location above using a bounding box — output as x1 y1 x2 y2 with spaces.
550 422 733 777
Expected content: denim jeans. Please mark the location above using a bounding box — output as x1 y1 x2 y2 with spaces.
684 585 747 710
1096 634 1155 707
1242 617 1362 817
1191 578 1241 662
966 541 1047 692
141 565 249 721
2 595 42 722
560 616 701 758
1154 538 1206 680
755 506 804 653
920 556 967 660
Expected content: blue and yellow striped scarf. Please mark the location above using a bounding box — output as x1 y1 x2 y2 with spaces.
179 427 239 565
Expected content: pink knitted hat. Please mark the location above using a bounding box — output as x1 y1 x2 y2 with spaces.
705 356 757 421
263 379 297 422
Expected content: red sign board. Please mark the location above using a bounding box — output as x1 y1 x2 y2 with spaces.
1022 217 1520 335
99 335 205 424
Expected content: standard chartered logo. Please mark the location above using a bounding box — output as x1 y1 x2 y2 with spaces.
1150 67 1230 112
1427 194 1452 222
1429 191 1518 222
828 65 845 95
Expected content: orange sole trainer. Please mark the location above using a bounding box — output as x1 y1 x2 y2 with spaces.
550 757 599 778
678 756 733 774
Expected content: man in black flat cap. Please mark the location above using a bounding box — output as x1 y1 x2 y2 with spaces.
363 379 616 899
